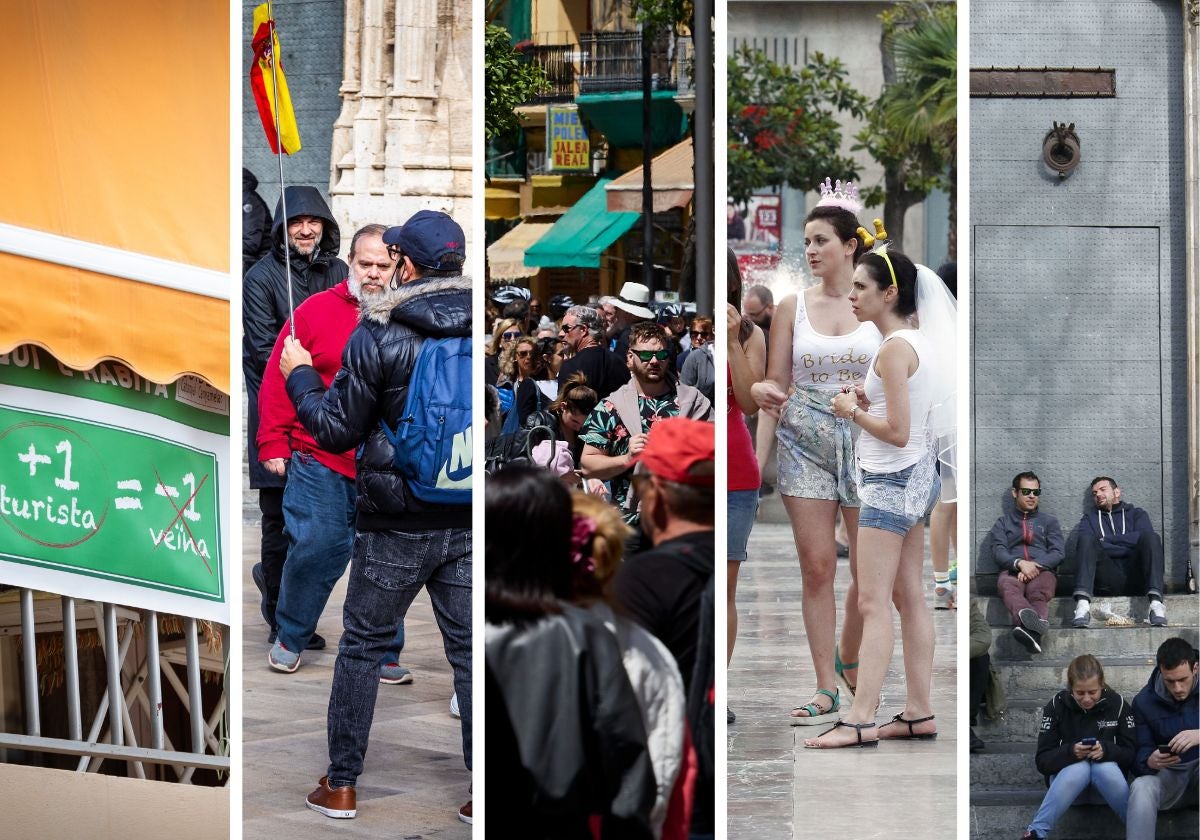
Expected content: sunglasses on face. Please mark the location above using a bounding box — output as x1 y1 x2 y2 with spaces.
1018 488 1041 497
502 331 521 340
516 350 533 359
561 323 585 332
632 349 670 362
690 331 711 339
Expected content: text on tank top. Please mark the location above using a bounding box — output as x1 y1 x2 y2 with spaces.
791 289 882 391
858 329 933 473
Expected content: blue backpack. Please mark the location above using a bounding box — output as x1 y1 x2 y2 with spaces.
380 335 472 505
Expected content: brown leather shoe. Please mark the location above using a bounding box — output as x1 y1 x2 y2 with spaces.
458 800 473 824
305 776 356 819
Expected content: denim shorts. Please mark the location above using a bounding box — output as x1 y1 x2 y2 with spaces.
858 465 941 536
727 489 759 561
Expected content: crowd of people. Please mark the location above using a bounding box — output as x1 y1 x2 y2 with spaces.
483 280 717 838
730 177 958 747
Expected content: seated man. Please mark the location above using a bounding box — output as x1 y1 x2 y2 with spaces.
1126 638 1199 839
1073 476 1167 627
988 471 1064 654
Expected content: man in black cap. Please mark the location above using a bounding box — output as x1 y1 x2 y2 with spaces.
243 185 348 648
281 209 474 824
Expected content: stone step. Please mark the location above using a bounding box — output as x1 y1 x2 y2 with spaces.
970 789 1195 839
969 742 1046 788
989 624 1198 660
994 657 1157 698
982 594 1200 629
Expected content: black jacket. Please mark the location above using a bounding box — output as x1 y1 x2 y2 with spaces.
485 603 656 839
241 168 273 276
242 185 347 488
286 274 472 532
1035 686 1136 782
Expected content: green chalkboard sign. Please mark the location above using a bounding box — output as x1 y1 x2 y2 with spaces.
0 404 223 601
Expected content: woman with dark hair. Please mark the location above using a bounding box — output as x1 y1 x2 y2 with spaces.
806 243 956 748
751 180 881 726
681 316 715 404
524 371 600 467
1019 655 1134 839
485 466 656 837
726 249 766 725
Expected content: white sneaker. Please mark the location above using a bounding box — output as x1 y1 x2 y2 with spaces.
449 692 460 719
1147 600 1167 626
1072 599 1091 629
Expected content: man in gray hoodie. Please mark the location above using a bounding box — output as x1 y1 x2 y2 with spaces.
988 471 1065 654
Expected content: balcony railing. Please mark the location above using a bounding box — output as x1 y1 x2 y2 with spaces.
520 31 695 104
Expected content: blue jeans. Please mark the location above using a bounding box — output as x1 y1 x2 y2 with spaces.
327 527 472 788
278 454 404 659
1028 760 1129 835
858 464 941 536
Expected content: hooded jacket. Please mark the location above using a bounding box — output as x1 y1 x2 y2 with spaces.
242 186 348 488
1131 655 1200 775
485 603 656 839
286 273 472 532
242 168 273 275
1035 686 1136 782
257 280 359 480
989 507 1065 573
1078 500 1156 560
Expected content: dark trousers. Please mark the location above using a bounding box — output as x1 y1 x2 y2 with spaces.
258 486 287 629
969 651 990 726
1073 530 1164 601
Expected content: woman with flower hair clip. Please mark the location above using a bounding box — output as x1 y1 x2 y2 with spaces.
804 234 957 749
568 493 687 839
751 178 882 726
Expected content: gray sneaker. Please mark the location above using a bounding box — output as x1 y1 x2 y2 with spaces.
1147 600 1168 627
1072 604 1091 628
268 639 300 673
1013 626 1042 654
379 663 413 685
1019 608 1050 637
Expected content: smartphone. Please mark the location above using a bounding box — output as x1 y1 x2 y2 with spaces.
1157 744 1173 754
1079 737 1098 746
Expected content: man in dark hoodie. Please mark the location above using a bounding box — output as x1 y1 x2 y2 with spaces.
243 186 349 646
1072 476 1167 628
988 471 1065 654
242 168 273 275
279 210 472 824
1126 637 1199 839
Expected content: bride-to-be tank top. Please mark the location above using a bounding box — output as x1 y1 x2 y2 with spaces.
858 329 933 472
791 288 882 391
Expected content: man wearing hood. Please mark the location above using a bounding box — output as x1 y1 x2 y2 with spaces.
243 186 349 646
256 224 406 681
1126 637 1199 838
242 168 272 275
988 471 1065 654
1072 476 1167 627
279 210 472 824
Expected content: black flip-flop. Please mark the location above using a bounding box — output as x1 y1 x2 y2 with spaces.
879 713 937 740
803 720 879 749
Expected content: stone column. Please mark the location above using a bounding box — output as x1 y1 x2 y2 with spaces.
1183 0 1199 553
331 0 363 195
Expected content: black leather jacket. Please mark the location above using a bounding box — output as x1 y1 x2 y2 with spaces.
286 274 472 532
485 603 656 839
242 185 347 488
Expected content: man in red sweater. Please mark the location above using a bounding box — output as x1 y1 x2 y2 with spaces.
257 224 407 678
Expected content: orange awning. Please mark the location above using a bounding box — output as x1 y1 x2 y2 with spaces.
0 1 230 393
606 138 694 214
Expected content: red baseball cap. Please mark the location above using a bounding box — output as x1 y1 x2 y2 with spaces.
631 417 714 486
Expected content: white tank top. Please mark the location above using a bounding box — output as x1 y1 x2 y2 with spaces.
858 329 933 472
790 289 882 391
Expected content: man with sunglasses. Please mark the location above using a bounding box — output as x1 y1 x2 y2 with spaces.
988 471 1065 654
580 323 713 537
1072 476 1167 628
556 304 629 400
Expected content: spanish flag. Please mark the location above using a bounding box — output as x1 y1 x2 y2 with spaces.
250 4 301 155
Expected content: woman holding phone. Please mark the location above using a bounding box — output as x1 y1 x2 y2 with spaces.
1019 654 1136 840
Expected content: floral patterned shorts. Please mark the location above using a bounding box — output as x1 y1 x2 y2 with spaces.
776 387 860 506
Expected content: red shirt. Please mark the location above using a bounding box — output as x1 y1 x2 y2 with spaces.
257 280 359 480
727 364 760 491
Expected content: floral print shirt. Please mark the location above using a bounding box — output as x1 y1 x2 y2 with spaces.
580 391 679 525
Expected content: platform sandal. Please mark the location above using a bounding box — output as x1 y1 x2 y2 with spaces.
878 713 938 740
788 688 840 726
803 719 878 749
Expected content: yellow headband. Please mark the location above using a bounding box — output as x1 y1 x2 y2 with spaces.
877 250 898 288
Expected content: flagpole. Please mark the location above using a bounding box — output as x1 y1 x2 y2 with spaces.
266 0 296 339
